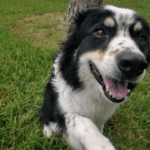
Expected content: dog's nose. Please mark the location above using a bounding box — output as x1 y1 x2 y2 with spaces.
117 51 148 77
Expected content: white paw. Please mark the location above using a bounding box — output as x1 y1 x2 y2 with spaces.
65 113 116 150
66 113 98 137
43 124 53 137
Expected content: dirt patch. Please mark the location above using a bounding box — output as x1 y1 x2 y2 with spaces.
13 12 69 50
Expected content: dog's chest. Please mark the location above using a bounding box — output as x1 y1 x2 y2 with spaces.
56 77 121 126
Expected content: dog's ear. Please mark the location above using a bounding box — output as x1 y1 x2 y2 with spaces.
68 7 107 35
64 9 97 49
73 10 94 27
62 7 105 51
67 9 95 35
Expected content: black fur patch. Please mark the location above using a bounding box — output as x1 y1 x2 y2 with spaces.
38 72 66 130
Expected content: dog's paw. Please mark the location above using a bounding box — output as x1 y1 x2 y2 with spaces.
43 124 53 137
65 113 116 150
66 113 100 138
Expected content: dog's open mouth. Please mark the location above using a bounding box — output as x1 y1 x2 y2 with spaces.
89 61 131 103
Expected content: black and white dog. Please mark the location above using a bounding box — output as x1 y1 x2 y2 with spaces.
38 5 149 150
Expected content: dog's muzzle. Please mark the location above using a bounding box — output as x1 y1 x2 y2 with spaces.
89 51 148 103
89 61 130 103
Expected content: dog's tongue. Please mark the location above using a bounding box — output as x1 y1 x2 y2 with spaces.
103 77 128 99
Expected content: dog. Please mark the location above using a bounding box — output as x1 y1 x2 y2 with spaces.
38 5 149 150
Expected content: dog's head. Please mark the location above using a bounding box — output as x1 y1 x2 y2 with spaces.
60 5 149 103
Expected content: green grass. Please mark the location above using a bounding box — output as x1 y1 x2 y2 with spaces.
0 0 150 150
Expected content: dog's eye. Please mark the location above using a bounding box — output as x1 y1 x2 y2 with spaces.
95 29 106 37
139 36 147 44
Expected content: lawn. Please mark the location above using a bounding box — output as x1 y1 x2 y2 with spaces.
0 0 150 150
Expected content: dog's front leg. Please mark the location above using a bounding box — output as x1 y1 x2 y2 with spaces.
63 113 115 150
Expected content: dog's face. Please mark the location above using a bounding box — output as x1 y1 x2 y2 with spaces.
60 5 149 103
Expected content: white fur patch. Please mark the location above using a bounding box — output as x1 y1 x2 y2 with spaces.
43 124 53 137
43 122 58 137
105 5 136 25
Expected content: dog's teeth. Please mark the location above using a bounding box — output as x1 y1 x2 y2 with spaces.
128 89 131 94
109 92 112 96
112 96 114 98
106 84 108 92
